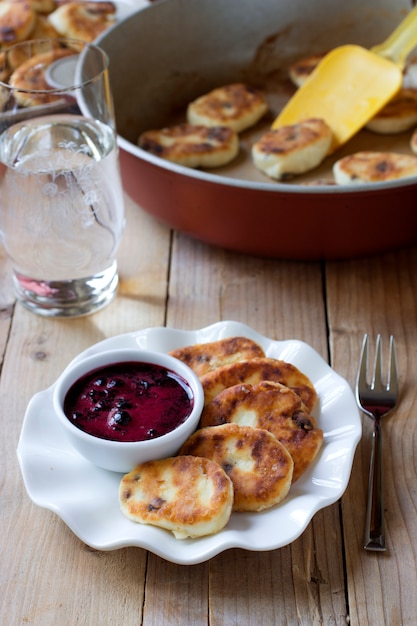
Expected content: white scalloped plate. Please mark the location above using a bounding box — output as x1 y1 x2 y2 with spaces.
17 321 361 564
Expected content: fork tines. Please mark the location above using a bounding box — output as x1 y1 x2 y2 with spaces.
359 334 398 394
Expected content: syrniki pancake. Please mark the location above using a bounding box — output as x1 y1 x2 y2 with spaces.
169 336 265 377
252 118 332 180
29 0 56 14
333 151 417 184
200 357 318 413
48 1 116 41
288 51 327 87
200 381 323 481
9 47 74 106
138 123 239 168
119 456 234 539
187 83 268 133
180 423 294 512
0 0 36 45
365 88 417 134
29 13 59 39
403 54 417 90
410 127 417 153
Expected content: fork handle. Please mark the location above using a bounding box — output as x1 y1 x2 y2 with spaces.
364 418 386 551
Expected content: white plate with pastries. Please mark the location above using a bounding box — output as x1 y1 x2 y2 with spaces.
17 321 361 565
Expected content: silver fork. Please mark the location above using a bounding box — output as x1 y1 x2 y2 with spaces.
355 334 399 551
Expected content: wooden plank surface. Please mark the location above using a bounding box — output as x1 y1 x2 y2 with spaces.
327 247 417 626
1 187 417 625
163 231 347 626
1 196 169 626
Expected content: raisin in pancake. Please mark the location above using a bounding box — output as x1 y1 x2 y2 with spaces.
288 51 327 87
9 47 73 106
200 357 318 413
139 123 239 168
180 423 293 512
0 0 36 45
365 88 417 134
333 151 417 184
187 83 268 133
169 336 265 377
119 456 233 539
48 1 116 41
201 381 323 481
252 118 332 180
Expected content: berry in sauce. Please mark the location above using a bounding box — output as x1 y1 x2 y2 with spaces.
64 361 194 442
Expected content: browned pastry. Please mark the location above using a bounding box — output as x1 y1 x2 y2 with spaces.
139 123 239 168
366 88 417 134
200 380 323 481
29 0 56 14
333 151 417 184
29 12 59 37
47 1 116 41
288 51 327 87
252 118 332 180
180 423 294 512
169 336 265 377
0 0 36 45
200 356 318 413
9 47 73 105
187 83 268 133
119 455 234 539
410 127 417 154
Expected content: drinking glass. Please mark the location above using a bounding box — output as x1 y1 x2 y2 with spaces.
0 39 125 317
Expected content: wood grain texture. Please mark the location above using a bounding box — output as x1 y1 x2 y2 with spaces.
327 247 417 626
2 183 416 625
166 232 346 625
0 195 168 626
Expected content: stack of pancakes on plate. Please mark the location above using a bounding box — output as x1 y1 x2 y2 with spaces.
119 336 323 539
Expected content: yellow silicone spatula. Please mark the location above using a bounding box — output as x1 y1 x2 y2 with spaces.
272 5 417 151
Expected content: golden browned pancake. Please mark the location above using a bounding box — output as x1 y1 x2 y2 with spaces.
252 118 332 180
200 381 323 481
0 51 8 82
29 12 59 38
9 47 73 106
200 357 318 413
333 151 417 184
187 83 268 133
119 456 234 539
29 0 56 14
138 123 239 168
288 51 327 87
180 423 293 512
410 127 417 154
47 1 116 41
365 88 417 134
0 81 8 109
3 35 61 78
403 53 417 89
0 0 36 45
169 336 265 377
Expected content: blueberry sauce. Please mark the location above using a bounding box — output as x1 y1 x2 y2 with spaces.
63 361 194 442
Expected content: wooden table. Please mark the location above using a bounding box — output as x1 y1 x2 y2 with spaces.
1 192 416 626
